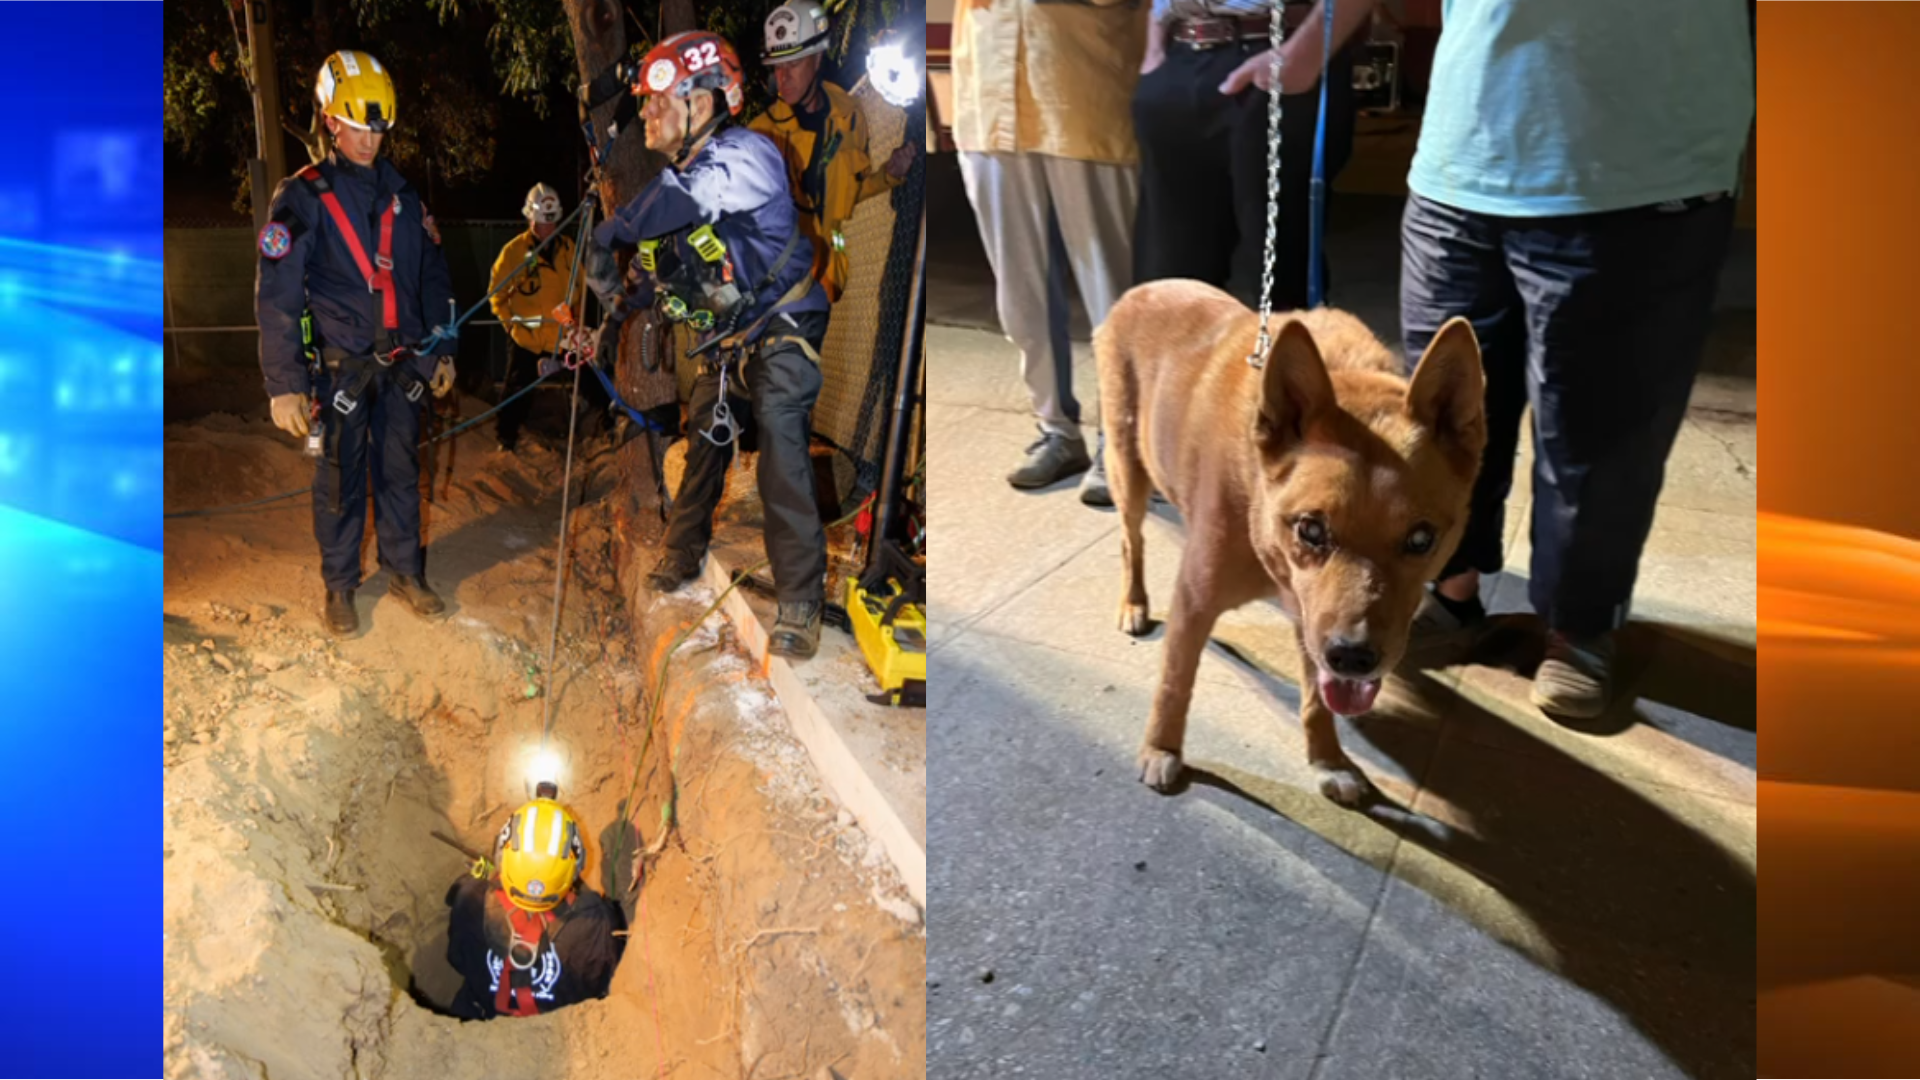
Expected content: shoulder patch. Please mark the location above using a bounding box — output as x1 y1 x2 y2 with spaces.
422 208 442 246
258 221 292 260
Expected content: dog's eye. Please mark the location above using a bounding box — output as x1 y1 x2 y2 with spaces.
1295 516 1330 550
1405 524 1436 555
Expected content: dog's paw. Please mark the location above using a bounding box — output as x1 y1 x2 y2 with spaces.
1313 761 1373 808
1118 601 1152 637
1138 747 1184 792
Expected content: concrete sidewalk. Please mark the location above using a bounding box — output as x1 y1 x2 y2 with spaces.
923 194 1757 1074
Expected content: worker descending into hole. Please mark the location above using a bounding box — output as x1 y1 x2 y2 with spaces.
445 797 625 1019
254 50 459 638
589 30 834 659
748 0 915 308
486 183 593 454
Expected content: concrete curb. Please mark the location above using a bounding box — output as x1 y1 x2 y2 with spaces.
699 555 928 907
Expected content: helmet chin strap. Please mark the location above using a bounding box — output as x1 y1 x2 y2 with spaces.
672 94 728 167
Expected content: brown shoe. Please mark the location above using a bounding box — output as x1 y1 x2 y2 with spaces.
324 589 358 636
646 550 703 593
1531 630 1616 719
388 574 446 617
769 601 823 660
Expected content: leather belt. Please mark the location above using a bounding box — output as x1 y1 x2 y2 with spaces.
1169 6 1307 49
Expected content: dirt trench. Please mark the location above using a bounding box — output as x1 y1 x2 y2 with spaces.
163 408 924 1080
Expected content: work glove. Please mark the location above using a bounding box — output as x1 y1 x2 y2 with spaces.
537 355 562 378
270 392 311 438
430 357 456 399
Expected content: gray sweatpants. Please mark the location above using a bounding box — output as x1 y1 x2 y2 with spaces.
958 151 1137 438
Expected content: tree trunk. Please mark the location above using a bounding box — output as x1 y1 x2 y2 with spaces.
561 0 696 545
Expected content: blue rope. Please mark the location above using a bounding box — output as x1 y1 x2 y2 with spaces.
1307 0 1335 310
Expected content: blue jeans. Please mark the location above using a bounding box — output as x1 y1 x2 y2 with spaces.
1400 191 1737 635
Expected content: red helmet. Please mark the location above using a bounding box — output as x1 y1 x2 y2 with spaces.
635 31 745 117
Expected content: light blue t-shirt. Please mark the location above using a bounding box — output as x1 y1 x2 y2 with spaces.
1407 0 1754 217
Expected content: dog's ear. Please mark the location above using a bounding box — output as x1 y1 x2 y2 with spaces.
1406 317 1488 467
1256 319 1335 451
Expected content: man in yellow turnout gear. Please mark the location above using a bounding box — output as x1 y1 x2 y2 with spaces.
748 0 915 305
445 796 625 1019
487 183 594 452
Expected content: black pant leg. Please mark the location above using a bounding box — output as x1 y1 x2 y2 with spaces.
1399 193 1527 581
1229 39 1358 312
1506 198 1737 633
660 364 735 561
1131 44 1240 288
496 341 539 447
748 321 829 604
313 368 371 593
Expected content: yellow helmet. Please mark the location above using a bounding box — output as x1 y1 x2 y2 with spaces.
315 50 397 132
493 798 585 912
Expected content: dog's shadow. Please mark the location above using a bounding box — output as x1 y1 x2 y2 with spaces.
1183 616 1756 1080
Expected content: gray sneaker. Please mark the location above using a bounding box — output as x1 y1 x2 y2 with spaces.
1079 443 1112 507
1007 430 1092 490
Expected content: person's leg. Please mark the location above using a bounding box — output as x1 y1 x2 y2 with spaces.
1130 43 1239 289
1044 154 1141 506
1507 198 1737 713
748 319 831 659
496 341 538 450
367 374 443 615
958 150 1091 486
312 365 371 633
654 364 734 589
1398 193 1527 651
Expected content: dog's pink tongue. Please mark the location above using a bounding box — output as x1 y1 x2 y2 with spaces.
1317 672 1383 716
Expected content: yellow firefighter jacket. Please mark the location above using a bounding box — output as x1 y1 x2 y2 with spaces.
488 229 587 355
748 80 904 303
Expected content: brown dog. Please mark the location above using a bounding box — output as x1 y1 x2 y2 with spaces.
1095 280 1487 806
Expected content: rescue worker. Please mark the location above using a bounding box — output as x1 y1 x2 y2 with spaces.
487 183 590 453
445 796 624 1019
591 30 833 659
256 50 457 637
748 0 916 306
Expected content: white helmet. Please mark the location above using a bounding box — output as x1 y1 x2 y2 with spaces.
763 0 830 65
522 183 563 225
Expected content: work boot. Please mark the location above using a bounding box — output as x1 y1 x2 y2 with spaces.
646 550 702 593
1531 629 1617 719
769 600 824 660
388 574 447 617
324 589 358 637
1007 429 1092 490
1079 442 1112 507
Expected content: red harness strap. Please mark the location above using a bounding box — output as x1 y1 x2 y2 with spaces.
303 165 400 332
494 888 556 1018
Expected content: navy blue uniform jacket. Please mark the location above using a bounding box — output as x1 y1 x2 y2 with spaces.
254 153 456 397
591 124 829 342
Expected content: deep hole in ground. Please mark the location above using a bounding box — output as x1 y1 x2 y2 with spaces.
164 406 924 1080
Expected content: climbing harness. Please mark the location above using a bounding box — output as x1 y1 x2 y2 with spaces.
492 889 557 1017
1246 0 1335 369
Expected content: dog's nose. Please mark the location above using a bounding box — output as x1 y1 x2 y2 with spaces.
1323 638 1380 677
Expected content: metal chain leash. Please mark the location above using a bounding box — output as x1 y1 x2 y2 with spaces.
1247 0 1289 370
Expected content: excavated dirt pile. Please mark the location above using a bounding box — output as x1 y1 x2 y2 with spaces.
163 405 924 1080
